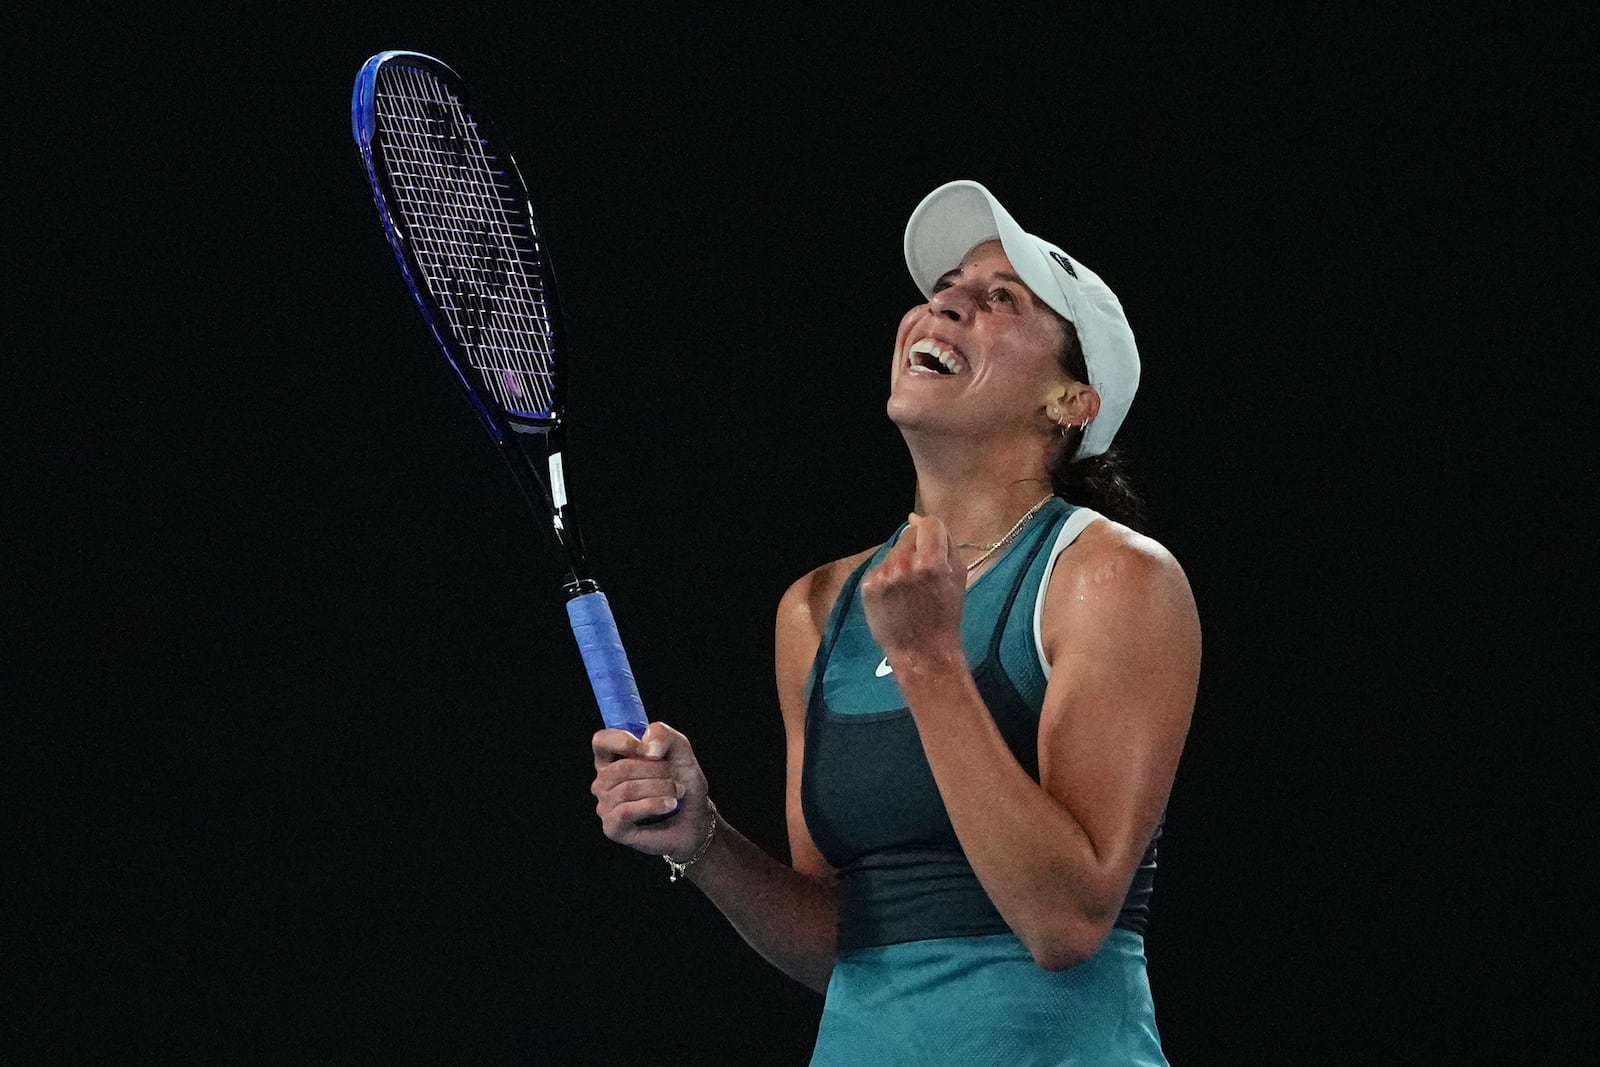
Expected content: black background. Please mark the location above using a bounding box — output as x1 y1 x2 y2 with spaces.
11 4 1595 1064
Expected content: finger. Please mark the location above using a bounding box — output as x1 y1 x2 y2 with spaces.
902 513 951 580
613 794 684 825
592 754 678 794
593 727 645 765
638 719 674 759
601 791 686 840
862 518 917 608
874 517 918 577
913 514 952 571
643 722 710 790
599 774 685 808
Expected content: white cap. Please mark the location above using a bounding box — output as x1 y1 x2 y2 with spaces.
904 180 1140 459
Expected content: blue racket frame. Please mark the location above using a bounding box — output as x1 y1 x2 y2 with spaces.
353 50 649 738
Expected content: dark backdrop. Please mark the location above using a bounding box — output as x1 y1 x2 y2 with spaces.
11 5 1594 1063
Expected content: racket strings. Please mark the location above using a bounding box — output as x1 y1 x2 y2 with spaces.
374 65 558 418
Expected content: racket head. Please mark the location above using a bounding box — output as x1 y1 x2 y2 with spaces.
352 51 567 441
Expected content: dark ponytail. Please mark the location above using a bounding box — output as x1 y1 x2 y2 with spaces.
1050 447 1148 534
1046 319 1149 534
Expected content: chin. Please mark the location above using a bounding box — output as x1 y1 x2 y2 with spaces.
887 396 952 436
885 390 923 428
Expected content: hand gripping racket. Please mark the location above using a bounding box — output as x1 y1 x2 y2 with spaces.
352 51 649 738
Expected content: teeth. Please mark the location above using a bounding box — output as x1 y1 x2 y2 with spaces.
909 338 961 374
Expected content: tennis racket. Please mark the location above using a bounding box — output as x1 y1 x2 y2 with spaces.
352 50 649 738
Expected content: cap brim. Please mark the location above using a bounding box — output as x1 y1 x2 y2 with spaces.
904 180 1073 323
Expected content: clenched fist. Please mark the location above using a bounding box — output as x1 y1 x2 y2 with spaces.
859 513 967 672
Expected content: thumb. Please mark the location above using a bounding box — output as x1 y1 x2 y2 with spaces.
640 719 692 765
914 514 954 570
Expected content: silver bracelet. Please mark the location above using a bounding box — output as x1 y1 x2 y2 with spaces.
663 800 719 883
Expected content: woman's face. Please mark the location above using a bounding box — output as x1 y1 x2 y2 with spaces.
888 240 1072 438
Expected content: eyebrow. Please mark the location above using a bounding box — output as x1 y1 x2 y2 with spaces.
934 267 1039 304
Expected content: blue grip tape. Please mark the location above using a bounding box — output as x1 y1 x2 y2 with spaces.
566 591 649 738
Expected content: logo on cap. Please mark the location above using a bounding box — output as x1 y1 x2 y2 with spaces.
1049 251 1078 279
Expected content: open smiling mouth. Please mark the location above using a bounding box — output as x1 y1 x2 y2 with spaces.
907 338 964 375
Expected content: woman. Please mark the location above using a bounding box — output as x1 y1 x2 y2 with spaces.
591 180 1200 1064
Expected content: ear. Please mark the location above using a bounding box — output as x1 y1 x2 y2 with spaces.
1059 380 1101 426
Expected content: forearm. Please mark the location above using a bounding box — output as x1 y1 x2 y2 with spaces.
895 653 1117 965
682 814 839 993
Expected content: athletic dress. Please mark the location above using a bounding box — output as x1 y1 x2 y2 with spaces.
802 499 1168 1066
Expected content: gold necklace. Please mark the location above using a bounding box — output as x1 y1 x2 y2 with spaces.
959 494 1054 572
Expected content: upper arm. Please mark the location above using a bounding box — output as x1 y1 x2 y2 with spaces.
775 557 865 879
1037 525 1201 889
777 566 838 876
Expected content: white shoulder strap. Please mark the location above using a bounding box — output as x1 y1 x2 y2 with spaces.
1033 507 1104 678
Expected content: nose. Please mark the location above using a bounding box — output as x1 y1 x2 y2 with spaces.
928 286 971 321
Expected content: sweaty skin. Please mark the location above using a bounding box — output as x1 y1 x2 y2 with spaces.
591 239 1198 985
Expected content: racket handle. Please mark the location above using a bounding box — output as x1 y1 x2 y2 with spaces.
565 590 650 738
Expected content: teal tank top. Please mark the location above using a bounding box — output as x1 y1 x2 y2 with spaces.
801 499 1158 952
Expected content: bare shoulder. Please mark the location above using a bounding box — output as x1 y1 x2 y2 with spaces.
775 546 878 696
777 547 878 643
1059 517 1193 601
1045 518 1199 657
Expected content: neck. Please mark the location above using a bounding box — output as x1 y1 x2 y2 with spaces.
902 426 1055 546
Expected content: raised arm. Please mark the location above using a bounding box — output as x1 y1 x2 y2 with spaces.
861 513 1199 969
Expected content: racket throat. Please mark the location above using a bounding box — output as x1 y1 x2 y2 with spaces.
539 440 594 581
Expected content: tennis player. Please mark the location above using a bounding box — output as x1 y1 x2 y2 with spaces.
591 180 1200 1064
